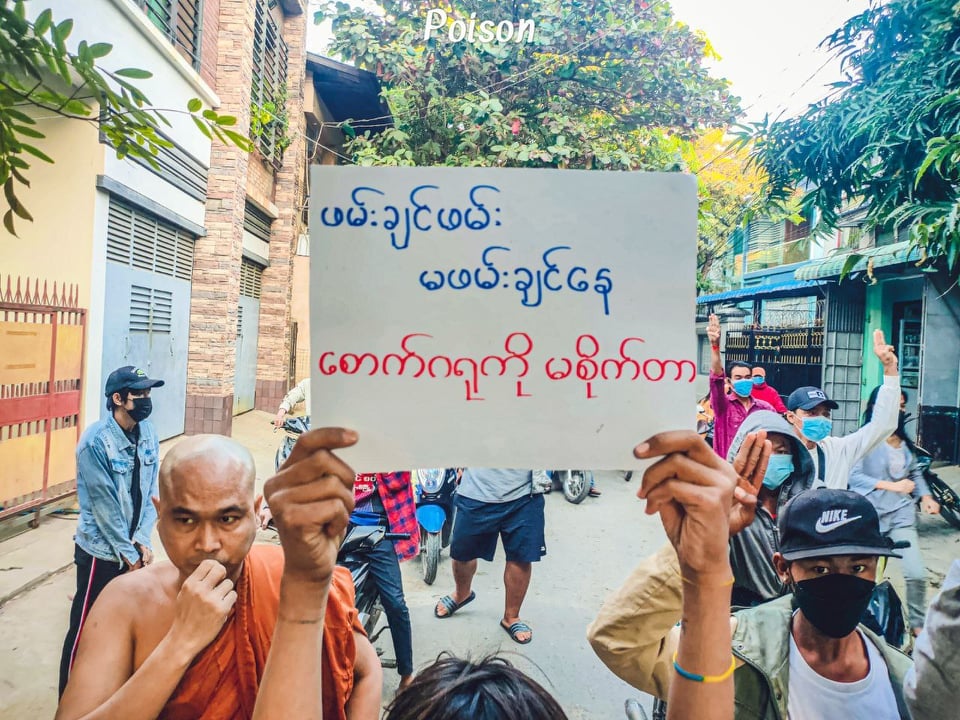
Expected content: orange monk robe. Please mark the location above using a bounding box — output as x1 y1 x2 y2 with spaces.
160 546 364 720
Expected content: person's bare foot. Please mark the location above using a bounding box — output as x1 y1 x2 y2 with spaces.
434 590 475 618
500 616 533 643
398 674 414 691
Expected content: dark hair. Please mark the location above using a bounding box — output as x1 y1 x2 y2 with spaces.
384 654 569 720
863 385 914 451
726 361 752 377
106 388 131 412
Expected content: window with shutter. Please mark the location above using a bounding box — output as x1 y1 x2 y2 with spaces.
107 199 196 282
130 285 173 334
132 0 203 70
244 201 274 243
251 0 289 167
240 259 264 299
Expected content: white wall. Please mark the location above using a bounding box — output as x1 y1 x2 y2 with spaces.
37 0 219 428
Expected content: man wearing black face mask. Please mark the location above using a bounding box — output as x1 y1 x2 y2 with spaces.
589 436 914 720
772 489 911 719
59 366 164 696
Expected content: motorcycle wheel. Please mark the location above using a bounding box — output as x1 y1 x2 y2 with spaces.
929 475 960 530
561 470 591 504
422 532 441 585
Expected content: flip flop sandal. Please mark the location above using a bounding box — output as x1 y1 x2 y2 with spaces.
500 620 533 644
434 590 476 618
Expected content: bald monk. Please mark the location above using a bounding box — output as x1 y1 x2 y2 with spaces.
56 428 382 720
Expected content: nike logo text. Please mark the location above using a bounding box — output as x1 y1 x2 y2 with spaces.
815 515 862 533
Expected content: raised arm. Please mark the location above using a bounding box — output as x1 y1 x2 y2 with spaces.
588 430 768 716
253 427 365 720
638 431 768 720
708 314 724 377
829 331 901 464
56 563 238 720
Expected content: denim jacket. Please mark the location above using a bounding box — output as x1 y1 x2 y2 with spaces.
74 414 159 567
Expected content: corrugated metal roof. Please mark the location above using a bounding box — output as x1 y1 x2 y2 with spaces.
794 241 920 281
696 279 827 305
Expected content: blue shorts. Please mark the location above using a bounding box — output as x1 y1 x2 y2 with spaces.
450 494 546 563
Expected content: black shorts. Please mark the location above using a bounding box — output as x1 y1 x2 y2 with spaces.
450 494 546 563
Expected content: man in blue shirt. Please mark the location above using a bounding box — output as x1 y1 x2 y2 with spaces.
58 366 164 696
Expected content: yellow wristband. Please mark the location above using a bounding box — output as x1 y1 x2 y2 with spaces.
672 652 736 683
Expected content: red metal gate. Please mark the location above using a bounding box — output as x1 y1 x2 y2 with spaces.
0 274 86 523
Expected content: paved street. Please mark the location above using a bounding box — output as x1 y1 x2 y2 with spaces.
2 410 959 718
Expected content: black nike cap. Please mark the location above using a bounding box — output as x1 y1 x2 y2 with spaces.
778 489 901 561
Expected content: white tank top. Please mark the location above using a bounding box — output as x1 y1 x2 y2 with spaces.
786 628 899 719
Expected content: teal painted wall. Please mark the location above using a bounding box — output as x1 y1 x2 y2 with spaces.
861 276 924 410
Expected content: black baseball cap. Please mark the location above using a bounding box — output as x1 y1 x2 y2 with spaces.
778 489 901 561
786 386 840 412
104 366 165 396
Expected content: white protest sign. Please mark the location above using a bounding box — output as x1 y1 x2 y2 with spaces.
309 167 697 472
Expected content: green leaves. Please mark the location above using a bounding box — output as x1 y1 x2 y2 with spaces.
317 0 739 170
0 3 254 236
747 0 960 277
113 67 152 79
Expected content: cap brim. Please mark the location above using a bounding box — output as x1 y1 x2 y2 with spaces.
128 378 165 390
781 543 901 561
794 399 840 411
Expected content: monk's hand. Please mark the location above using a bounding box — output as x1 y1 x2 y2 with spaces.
263 427 357 587
636 431 737 582
171 559 238 656
728 431 772 536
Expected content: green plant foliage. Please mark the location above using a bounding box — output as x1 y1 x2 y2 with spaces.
741 0 960 274
0 1 253 235
314 0 740 169
250 82 292 164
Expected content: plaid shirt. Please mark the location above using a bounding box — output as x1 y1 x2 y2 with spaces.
354 472 419 561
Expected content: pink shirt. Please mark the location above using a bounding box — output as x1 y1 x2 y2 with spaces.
709 371 775 459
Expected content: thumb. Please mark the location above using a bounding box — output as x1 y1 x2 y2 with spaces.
282 427 358 468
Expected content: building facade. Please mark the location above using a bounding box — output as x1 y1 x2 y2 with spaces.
698 213 960 462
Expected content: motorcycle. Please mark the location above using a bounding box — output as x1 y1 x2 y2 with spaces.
903 414 960 529
337 524 410 666
697 395 714 448
414 468 458 585
273 416 309 471
548 469 595 504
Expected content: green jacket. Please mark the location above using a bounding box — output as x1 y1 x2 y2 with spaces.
587 544 914 720
731 595 913 719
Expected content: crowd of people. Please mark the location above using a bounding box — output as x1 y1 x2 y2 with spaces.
51 310 958 720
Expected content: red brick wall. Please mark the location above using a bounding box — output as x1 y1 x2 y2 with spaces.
185 0 256 435
199 0 221 89
254 8 307 410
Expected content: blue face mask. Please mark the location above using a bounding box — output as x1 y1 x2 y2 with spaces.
731 379 754 398
801 416 833 442
762 454 795 489
752 376 765 386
